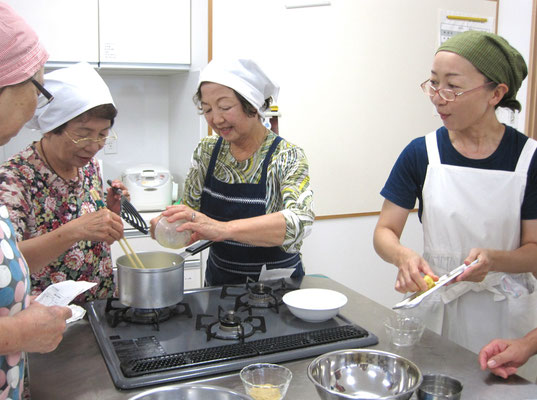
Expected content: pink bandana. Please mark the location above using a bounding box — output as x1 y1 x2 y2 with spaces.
0 3 48 87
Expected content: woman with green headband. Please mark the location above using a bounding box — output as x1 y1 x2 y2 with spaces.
374 30 537 366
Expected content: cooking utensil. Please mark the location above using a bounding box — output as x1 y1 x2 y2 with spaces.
240 363 292 400
417 374 463 400
307 349 422 400
117 237 145 269
107 179 149 235
128 384 254 400
117 240 212 308
392 259 479 310
282 288 347 323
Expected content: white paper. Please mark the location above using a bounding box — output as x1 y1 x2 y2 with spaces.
258 265 294 281
439 10 495 45
35 280 97 307
66 304 87 323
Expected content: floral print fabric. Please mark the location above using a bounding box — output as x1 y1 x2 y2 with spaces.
0 205 30 400
183 131 315 253
0 143 114 303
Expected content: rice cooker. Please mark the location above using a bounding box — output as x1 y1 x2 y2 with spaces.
122 164 174 211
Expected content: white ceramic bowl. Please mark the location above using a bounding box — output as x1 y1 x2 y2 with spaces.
282 288 347 323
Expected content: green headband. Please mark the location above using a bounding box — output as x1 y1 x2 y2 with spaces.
437 31 527 111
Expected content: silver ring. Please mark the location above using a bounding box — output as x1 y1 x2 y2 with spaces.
191 212 196 222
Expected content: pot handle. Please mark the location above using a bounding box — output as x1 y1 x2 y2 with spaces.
185 240 213 255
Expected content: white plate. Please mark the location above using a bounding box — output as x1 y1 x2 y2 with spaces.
283 288 347 323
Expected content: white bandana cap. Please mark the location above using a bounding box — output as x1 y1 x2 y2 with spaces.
198 58 279 120
26 62 115 133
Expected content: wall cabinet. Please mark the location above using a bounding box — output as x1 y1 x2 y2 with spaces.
99 0 190 68
4 0 99 65
4 0 190 70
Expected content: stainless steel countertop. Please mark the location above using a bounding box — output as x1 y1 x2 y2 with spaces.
28 276 537 399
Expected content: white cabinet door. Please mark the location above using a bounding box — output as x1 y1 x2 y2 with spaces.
98 0 190 67
3 0 99 65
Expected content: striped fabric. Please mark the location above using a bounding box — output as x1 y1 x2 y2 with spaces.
183 131 314 252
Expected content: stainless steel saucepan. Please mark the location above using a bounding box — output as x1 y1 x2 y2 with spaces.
116 240 212 308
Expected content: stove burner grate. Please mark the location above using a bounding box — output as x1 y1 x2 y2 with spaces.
120 324 370 378
221 278 296 312
195 306 266 342
105 298 192 330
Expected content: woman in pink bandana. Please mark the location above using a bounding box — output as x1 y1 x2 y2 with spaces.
0 3 72 399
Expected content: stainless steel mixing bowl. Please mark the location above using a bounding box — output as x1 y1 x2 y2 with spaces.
307 349 422 400
128 384 254 400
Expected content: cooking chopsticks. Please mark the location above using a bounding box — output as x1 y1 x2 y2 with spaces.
117 237 145 269
89 189 145 269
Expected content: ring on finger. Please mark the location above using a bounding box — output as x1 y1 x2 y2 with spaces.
191 212 196 222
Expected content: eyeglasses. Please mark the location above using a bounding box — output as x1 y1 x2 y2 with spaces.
30 78 54 108
420 79 496 102
64 128 118 146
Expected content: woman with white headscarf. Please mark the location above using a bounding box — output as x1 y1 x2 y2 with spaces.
0 62 125 302
151 59 314 285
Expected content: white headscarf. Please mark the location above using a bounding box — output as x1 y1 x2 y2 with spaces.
26 62 115 133
198 59 279 120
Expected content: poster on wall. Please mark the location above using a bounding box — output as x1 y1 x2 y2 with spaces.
439 10 495 45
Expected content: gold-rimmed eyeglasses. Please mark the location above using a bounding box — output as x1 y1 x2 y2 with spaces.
420 79 496 102
30 78 54 108
64 128 118 147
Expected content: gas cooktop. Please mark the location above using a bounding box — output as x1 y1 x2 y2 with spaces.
87 279 378 389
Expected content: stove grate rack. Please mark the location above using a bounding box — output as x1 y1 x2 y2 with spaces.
120 324 369 378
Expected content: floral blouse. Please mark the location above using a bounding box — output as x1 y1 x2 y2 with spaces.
0 143 114 303
183 131 315 253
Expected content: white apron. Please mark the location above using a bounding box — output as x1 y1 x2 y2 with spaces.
407 131 537 366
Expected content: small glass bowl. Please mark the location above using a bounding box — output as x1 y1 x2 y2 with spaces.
240 363 292 400
384 315 425 347
154 218 192 249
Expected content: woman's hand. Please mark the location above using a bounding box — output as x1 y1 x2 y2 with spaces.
456 248 491 282
478 337 533 379
73 208 124 244
106 179 129 215
394 248 438 293
161 205 228 244
14 301 72 353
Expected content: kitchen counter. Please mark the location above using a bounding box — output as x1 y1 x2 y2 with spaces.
28 276 536 399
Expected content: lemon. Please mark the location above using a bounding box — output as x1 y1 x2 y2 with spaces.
423 275 435 290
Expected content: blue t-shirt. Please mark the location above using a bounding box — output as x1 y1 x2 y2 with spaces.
380 125 537 221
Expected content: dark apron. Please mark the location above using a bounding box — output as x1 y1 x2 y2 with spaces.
200 136 303 285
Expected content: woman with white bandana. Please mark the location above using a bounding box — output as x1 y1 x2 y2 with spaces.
0 3 72 399
151 59 314 285
0 62 125 303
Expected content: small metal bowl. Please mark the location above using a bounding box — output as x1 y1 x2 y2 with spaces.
307 349 422 400
417 374 463 400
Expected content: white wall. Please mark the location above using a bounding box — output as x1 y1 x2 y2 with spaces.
302 213 423 308
497 0 533 133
